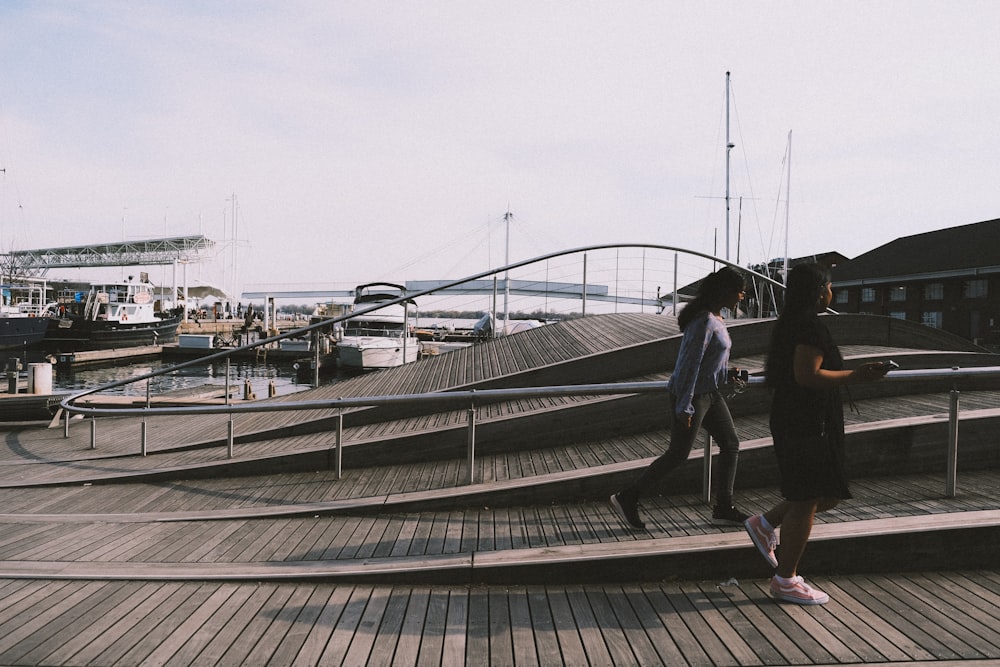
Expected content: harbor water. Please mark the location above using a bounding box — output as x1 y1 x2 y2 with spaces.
46 357 336 398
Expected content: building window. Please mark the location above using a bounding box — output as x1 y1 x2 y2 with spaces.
963 279 988 299
861 287 876 303
835 289 849 304
924 283 944 300
889 286 906 302
889 311 906 320
921 311 943 328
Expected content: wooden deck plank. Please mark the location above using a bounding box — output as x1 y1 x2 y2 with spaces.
287 585 351 666
440 588 469 667
414 588 449 665
212 585 295 666
112 582 221 665
161 584 258 667
0 575 997 665
184 583 279 666
139 583 240 666
339 585 391 666
389 587 430 667
240 584 316 666
83 583 190 666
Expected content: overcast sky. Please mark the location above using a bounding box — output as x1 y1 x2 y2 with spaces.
1 1 998 300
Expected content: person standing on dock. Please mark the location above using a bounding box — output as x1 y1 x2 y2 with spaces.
744 262 889 605
611 265 750 530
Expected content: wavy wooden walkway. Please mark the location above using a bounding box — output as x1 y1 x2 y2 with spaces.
0 312 998 665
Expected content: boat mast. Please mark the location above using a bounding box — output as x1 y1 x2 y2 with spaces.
725 71 734 262
783 130 792 283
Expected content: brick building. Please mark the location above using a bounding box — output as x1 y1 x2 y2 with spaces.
831 218 1000 348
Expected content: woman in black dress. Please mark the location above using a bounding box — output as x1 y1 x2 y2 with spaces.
744 262 888 605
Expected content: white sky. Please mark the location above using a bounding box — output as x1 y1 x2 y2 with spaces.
1 1 999 300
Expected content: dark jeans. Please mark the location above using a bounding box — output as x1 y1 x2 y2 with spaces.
623 390 741 505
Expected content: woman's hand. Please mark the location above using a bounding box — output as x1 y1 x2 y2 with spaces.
850 361 891 383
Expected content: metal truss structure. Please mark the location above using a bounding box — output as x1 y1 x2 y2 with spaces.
2 236 214 274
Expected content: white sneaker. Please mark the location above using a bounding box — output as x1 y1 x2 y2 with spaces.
770 575 829 605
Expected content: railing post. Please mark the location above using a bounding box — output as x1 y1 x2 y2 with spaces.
64 409 70 438
946 386 960 497
702 434 713 504
334 401 343 480
313 330 321 388
227 414 235 458
90 416 97 450
466 398 477 485
141 419 148 456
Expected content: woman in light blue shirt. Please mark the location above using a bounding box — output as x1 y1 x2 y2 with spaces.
612 266 748 530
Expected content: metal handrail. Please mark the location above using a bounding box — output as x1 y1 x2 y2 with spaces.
60 366 1000 497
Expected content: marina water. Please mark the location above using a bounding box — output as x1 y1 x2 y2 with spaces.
49 357 331 397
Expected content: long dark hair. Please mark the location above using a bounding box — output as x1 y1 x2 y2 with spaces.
677 266 746 331
764 262 831 387
779 262 830 319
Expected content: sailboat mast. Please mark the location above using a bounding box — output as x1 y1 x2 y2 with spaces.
725 71 734 262
783 130 792 283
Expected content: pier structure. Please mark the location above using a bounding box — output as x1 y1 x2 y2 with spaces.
0 303 998 663
2 235 217 323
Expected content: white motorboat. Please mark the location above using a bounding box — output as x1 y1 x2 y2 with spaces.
336 283 419 370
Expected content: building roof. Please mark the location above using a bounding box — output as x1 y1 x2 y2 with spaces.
833 218 1000 284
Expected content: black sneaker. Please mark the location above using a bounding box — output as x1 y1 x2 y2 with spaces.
711 504 749 525
610 493 645 530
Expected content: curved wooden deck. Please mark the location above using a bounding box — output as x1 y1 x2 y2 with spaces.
0 312 998 665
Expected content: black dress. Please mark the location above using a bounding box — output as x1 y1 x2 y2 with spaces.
767 314 851 501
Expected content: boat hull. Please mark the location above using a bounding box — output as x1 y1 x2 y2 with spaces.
44 314 181 352
0 317 50 351
337 336 419 370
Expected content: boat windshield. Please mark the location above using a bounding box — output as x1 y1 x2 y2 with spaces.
343 320 406 337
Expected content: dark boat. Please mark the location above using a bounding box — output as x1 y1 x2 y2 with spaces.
0 280 54 351
44 275 181 352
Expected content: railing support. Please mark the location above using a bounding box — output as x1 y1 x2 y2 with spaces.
141 419 148 456
466 404 477 485
227 415 235 459
946 387 960 498
90 416 97 450
64 410 70 438
702 435 713 505
334 402 343 479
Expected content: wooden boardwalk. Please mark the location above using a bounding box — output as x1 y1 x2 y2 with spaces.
0 313 998 665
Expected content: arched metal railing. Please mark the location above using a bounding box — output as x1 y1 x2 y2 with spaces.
59 244 787 408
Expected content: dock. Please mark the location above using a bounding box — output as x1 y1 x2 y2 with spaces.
0 312 997 665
